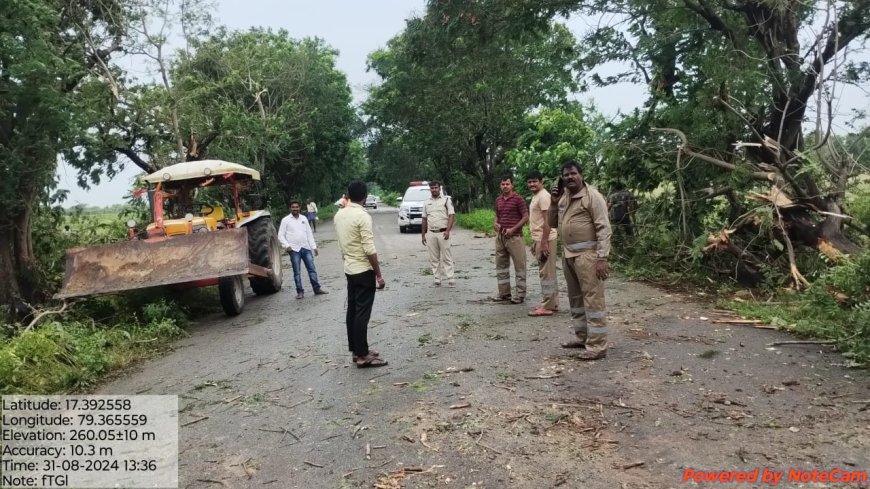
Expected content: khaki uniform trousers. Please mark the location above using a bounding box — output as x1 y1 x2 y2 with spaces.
534 237 559 310
563 251 608 353
426 231 454 282
496 234 527 299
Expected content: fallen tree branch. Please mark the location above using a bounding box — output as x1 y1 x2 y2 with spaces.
652 127 773 180
24 300 70 332
470 433 503 454
772 197 811 290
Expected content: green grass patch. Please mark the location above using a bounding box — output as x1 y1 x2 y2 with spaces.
0 316 184 394
456 209 495 234
317 205 338 222
0 291 219 394
457 208 533 245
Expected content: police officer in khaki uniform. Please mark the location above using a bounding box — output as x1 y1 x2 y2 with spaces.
422 181 456 287
548 160 612 360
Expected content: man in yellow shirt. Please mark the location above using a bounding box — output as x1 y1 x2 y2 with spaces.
334 181 388 368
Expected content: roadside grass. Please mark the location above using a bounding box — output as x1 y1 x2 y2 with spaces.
456 209 533 244
0 314 184 395
456 209 494 234
0 288 222 394
317 205 338 222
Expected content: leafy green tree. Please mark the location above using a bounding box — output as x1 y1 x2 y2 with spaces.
0 0 127 306
172 30 363 203
508 106 595 185
574 0 870 285
364 0 580 206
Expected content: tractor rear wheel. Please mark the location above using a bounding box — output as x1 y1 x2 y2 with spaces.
219 275 245 316
247 217 284 295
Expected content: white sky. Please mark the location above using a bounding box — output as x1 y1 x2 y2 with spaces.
58 0 868 207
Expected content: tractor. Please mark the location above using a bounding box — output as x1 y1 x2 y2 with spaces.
55 160 284 316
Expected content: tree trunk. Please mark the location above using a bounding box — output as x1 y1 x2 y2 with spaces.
0 226 21 307
0 181 42 310
13 196 40 302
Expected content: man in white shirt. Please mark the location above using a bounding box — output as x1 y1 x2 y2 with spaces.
278 201 329 299
421 181 455 287
306 198 318 232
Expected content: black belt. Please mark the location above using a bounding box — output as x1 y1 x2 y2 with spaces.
429 228 446 233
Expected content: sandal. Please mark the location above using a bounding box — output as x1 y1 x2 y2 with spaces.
356 354 388 368
490 295 512 303
352 350 380 362
528 307 555 317
510 297 525 304
561 340 586 349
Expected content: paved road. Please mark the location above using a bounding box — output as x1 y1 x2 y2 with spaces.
101 207 870 488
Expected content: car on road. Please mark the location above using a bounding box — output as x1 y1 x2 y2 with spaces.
398 181 445 233
364 195 378 209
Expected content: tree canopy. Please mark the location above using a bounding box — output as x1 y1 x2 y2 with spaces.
363 0 581 206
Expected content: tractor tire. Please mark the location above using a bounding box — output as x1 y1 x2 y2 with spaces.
246 217 284 295
219 275 245 316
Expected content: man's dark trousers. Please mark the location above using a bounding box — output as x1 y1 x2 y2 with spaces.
346 270 376 357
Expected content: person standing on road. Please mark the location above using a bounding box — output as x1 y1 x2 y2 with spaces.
493 175 529 304
421 181 456 287
526 170 559 316
279 201 329 300
549 160 612 361
306 198 318 232
334 180 388 368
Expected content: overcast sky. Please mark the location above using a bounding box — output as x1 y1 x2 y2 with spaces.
58 0 867 207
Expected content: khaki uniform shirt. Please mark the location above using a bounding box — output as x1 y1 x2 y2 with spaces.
334 203 377 275
529 188 557 242
548 184 612 259
422 195 454 230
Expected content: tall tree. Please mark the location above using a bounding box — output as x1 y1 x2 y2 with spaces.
576 0 870 284
364 0 580 205
0 0 127 306
172 30 363 202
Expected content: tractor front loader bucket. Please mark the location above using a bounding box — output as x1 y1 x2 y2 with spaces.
55 228 250 299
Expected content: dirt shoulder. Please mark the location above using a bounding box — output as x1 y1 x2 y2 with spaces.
99 208 870 488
